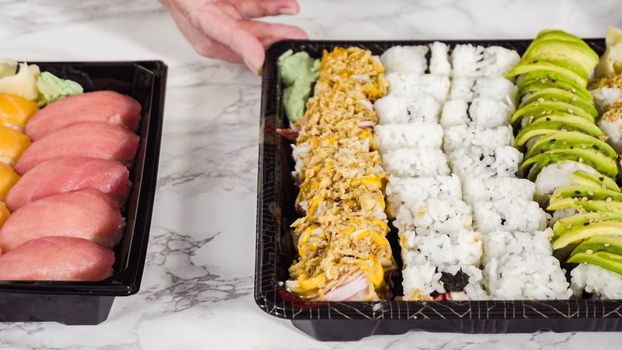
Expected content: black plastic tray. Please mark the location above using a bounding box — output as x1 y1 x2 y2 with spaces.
254 39 622 341
0 61 167 325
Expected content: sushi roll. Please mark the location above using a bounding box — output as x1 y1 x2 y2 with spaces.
374 122 443 150
393 198 473 234
463 177 535 203
385 175 462 216
448 145 523 180
472 198 548 233
374 94 440 124
380 45 428 74
482 229 572 300
443 125 513 153
385 73 450 102
429 42 451 76
440 97 514 128
597 99 622 152
0 125 30 165
449 77 517 105
451 44 520 78
382 148 450 177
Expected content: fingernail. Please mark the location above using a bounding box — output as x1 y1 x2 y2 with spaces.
279 6 298 15
244 58 262 75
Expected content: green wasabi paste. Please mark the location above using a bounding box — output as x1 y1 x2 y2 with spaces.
278 50 320 123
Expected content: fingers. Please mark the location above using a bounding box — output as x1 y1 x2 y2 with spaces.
231 0 300 18
242 20 308 45
193 6 266 73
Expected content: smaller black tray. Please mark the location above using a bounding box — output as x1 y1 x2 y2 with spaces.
254 39 622 341
0 61 167 325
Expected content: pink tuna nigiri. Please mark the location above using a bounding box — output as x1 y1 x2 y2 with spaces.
0 236 114 281
5 157 129 211
0 190 124 251
25 90 141 141
15 122 139 175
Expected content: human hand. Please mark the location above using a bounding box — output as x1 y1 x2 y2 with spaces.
161 0 308 74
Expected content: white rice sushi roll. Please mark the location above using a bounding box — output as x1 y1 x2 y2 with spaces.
394 198 472 233
449 146 523 180
382 148 450 177
381 45 428 74
469 97 514 128
533 161 599 204
450 77 517 104
385 175 462 216
401 254 443 298
375 122 443 151
374 94 440 124
385 73 450 102
400 229 482 267
482 230 572 300
443 125 513 153
439 99 469 127
429 41 451 76
571 264 622 299
472 198 547 233
451 44 520 78
463 177 536 204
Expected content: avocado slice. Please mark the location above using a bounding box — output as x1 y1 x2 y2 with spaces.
547 198 622 214
525 131 617 160
506 62 588 87
520 88 597 117
549 184 622 204
511 100 595 125
567 251 622 276
553 212 622 238
517 72 592 101
535 29 585 42
571 170 620 192
520 40 599 81
570 235 622 257
520 148 618 180
514 114 605 148
551 221 622 250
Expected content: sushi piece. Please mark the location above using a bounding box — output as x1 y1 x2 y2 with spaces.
440 97 514 128
385 73 450 102
0 202 8 228
0 236 114 281
0 93 38 130
472 198 547 233
0 190 124 251
382 148 450 177
463 177 535 204
449 77 517 105
0 125 30 165
429 42 451 76
533 161 609 204
15 122 139 175
451 45 520 78
571 263 622 299
374 94 440 124
25 90 141 141
380 45 428 74
385 175 462 216
5 157 129 211
443 125 513 153
482 229 571 300
374 122 443 151
448 146 523 180
0 162 19 201
393 198 472 233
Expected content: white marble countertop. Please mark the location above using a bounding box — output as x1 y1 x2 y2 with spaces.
1 0 622 348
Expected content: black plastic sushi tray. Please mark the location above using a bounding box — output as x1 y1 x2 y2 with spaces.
0 61 167 325
254 39 622 340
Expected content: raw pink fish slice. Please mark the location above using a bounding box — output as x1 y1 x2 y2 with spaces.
25 90 141 141
15 122 139 175
0 189 124 251
5 157 129 211
0 236 115 281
